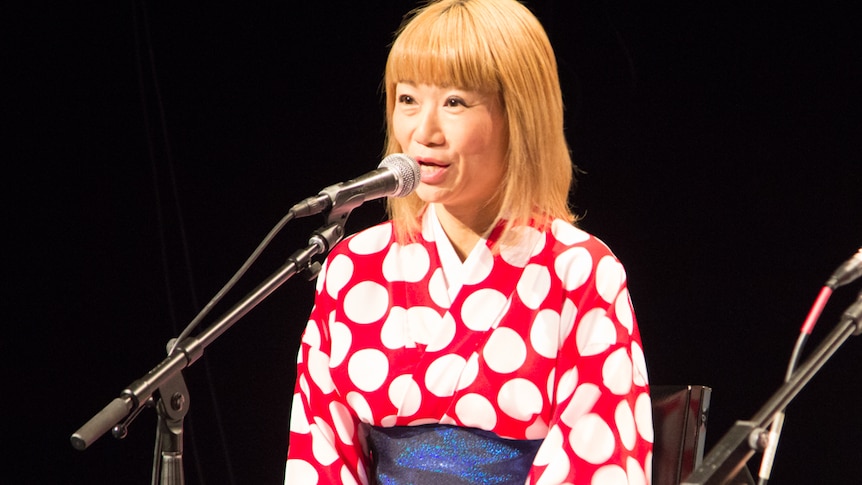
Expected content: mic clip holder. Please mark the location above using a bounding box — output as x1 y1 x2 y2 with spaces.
296 221 343 281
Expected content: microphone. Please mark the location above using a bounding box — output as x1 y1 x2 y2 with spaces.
826 247 862 289
290 153 420 218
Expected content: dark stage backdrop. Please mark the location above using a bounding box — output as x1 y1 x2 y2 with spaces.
6 1 860 484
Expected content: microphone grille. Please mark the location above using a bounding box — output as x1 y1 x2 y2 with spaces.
379 153 420 198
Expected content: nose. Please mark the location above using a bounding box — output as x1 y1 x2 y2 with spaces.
413 106 444 147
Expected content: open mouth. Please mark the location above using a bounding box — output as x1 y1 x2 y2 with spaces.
417 158 449 184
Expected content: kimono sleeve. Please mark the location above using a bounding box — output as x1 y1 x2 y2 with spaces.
529 243 653 484
285 268 370 484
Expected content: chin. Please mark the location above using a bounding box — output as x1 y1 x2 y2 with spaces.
415 187 444 203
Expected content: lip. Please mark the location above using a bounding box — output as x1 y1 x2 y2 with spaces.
415 156 449 167
415 157 450 185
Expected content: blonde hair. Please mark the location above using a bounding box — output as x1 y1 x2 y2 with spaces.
384 0 577 242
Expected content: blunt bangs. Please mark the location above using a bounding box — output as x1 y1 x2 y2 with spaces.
386 6 500 94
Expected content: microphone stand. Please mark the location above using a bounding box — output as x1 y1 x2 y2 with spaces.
682 294 862 485
70 218 347 484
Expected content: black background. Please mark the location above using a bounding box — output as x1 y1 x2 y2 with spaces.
6 1 860 484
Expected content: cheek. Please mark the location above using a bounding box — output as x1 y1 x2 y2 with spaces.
459 128 502 160
459 111 506 155
391 113 411 146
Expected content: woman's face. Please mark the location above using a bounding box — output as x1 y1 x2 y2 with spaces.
392 82 508 220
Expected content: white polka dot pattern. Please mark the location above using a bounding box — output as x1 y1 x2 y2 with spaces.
388 374 422 416
517 263 552 309
484 327 527 374
342 281 388 324
500 225 545 267
329 321 352 367
576 308 617 356
425 353 467 397
461 288 508 330
383 242 430 282
428 268 451 308
530 309 561 359
325 254 354 299
347 348 389 392
310 418 338 465
615 289 634 335
286 219 653 484
347 223 392 255
595 255 625 303
456 352 480 391
455 393 498 429
330 401 355 445
591 464 628 485
463 244 495 285
284 459 317 483
570 413 615 464
615 400 637 451
498 378 543 420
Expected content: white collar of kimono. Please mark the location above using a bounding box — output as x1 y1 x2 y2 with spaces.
425 204 491 302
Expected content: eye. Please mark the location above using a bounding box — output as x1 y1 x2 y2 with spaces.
397 94 415 104
445 97 467 108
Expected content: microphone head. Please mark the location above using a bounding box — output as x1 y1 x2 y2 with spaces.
379 153 420 198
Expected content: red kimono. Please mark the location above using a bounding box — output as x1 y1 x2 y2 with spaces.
286 207 653 484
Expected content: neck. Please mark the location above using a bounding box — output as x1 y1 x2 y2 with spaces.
432 203 499 261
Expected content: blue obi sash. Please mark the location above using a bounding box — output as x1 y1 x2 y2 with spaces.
367 424 543 484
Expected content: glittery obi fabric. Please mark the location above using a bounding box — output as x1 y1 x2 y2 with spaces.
368 424 543 484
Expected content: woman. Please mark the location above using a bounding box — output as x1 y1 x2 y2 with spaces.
285 0 653 483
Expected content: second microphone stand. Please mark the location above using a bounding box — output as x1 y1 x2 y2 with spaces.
682 294 862 484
